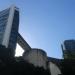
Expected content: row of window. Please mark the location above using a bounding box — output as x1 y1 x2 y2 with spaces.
8 30 18 50
0 12 9 19
8 10 19 50
0 17 8 23
0 18 6 32
0 8 10 17
0 21 7 26
0 16 8 21
0 19 7 25
0 32 4 44
0 27 5 32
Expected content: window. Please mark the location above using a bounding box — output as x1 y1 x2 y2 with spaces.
0 8 10 17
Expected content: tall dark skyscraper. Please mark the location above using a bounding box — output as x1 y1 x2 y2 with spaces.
0 6 19 56
61 40 75 59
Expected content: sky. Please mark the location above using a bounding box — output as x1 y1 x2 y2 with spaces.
0 0 75 59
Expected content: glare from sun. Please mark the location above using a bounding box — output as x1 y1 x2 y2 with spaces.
15 44 24 57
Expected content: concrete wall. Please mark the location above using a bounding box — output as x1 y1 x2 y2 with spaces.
17 33 31 51
48 62 61 75
23 48 48 69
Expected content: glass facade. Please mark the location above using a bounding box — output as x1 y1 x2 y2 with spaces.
64 40 75 52
0 7 19 56
63 40 75 59
0 8 10 44
8 10 19 55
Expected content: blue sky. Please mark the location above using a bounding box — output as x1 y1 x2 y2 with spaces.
0 0 75 59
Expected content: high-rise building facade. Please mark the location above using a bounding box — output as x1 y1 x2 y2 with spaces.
0 6 19 56
61 40 75 59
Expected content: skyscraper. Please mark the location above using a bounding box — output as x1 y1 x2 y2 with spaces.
61 40 75 59
0 5 19 56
